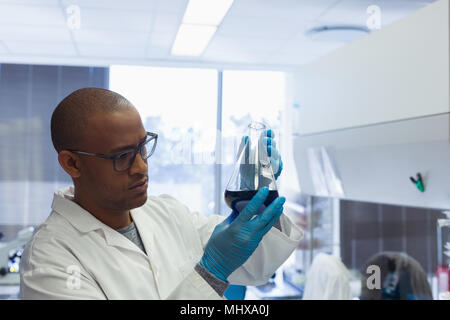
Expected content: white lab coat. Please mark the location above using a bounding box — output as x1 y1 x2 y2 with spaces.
20 186 303 300
303 253 352 300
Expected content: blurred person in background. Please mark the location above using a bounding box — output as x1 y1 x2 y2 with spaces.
360 251 433 300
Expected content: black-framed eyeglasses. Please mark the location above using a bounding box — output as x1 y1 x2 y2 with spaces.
67 132 158 172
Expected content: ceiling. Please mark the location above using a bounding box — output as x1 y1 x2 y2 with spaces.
0 0 437 69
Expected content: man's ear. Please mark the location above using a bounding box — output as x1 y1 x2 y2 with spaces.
58 151 82 178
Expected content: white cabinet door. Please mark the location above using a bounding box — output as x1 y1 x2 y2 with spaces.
293 0 449 135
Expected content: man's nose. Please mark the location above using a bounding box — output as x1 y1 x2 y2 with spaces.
129 152 148 175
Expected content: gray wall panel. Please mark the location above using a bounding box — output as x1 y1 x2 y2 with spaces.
0 63 109 225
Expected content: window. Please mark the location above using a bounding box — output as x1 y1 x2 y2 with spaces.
110 65 218 215
220 70 286 215
110 67 287 217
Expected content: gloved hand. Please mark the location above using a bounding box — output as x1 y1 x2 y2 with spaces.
199 187 286 282
265 129 283 180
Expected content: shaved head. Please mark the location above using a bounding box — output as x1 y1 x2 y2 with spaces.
51 87 133 153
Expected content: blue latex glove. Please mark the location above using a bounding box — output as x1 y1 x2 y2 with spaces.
265 129 283 180
199 187 286 282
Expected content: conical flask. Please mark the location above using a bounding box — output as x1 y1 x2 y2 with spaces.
224 121 279 213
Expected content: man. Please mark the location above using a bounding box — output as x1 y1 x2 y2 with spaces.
20 88 302 299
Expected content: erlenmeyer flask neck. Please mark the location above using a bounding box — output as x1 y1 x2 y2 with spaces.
248 122 266 139
248 121 266 131
248 123 266 155
246 121 267 167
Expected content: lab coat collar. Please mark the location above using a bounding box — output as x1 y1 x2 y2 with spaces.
51 186 147 255
52 186 106 234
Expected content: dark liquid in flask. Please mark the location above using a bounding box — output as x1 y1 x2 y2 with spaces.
224 190 279 212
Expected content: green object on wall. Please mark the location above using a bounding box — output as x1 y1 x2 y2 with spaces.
410 173 425 193
416 180 425 192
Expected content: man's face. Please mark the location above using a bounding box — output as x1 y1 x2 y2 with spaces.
77 107 149 212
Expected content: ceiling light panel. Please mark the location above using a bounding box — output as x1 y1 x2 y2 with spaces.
171 24 217 56
182 0 233 25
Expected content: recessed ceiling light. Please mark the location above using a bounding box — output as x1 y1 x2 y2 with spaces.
183 0 234 26
171 0 234 57
305 25 370 42
171 24 217 56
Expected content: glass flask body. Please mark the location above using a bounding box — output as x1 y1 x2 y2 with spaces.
224 121 278 213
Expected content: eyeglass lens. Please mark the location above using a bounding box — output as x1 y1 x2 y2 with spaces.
115 137 155 171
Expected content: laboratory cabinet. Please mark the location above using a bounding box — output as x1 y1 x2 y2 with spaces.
292 0 449 135
290 0 450 210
